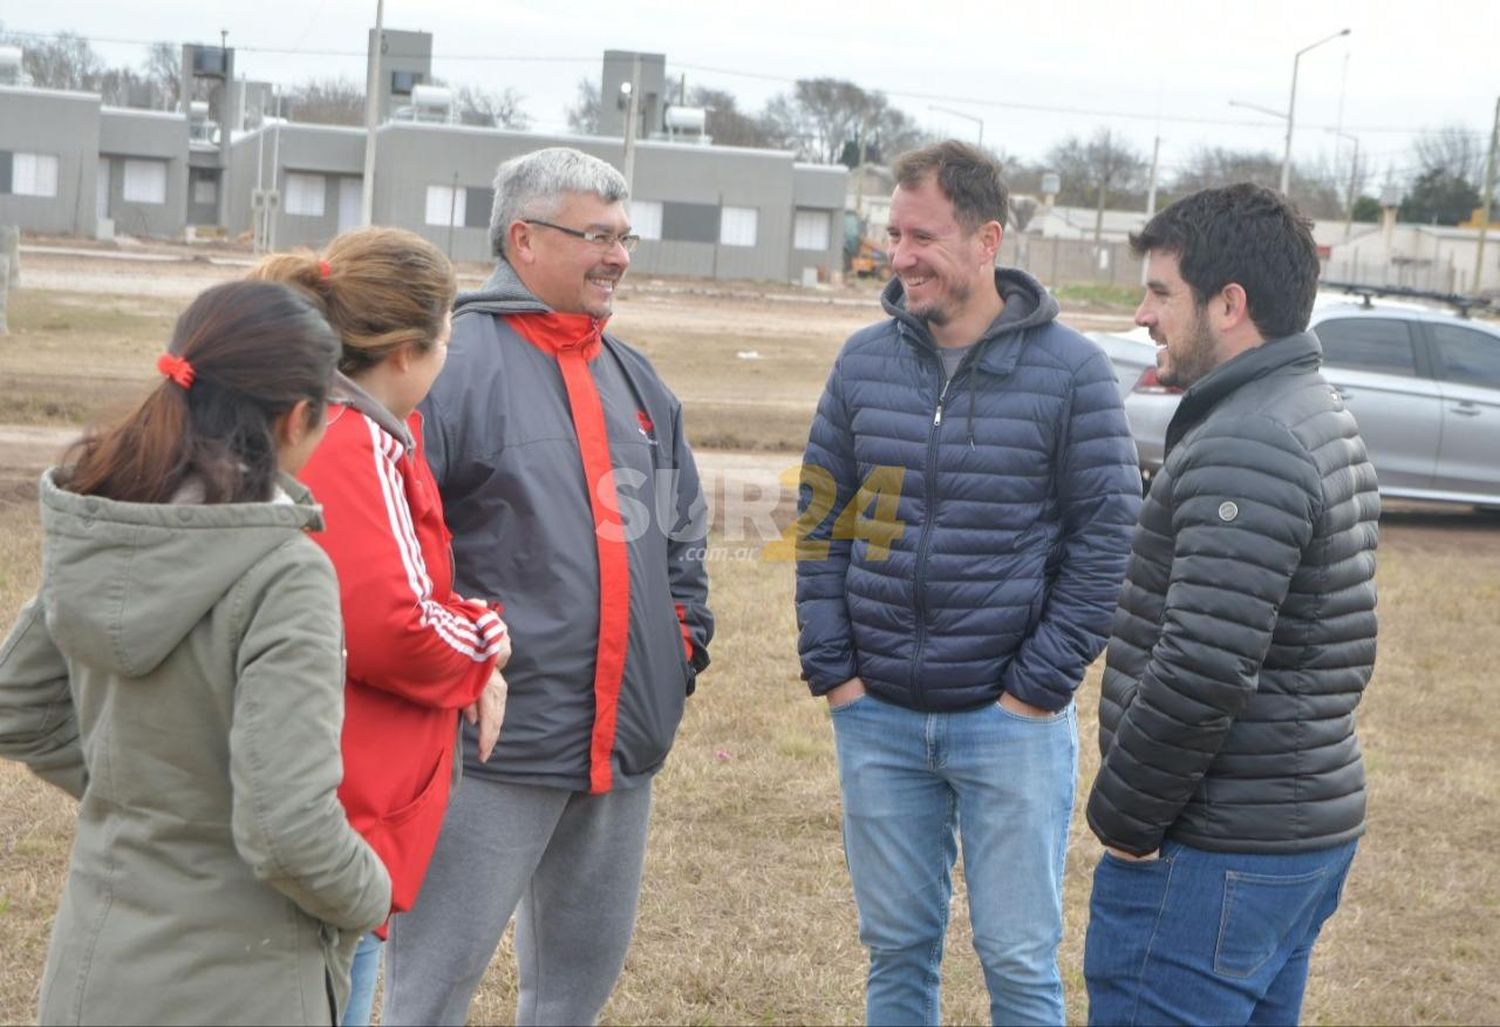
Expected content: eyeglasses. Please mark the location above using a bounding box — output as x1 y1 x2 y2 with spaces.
522 219 641 253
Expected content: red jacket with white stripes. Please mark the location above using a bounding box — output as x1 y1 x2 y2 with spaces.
299 400 507 926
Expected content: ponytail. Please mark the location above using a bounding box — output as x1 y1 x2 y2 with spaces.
65 281 340 504
250 227 456 376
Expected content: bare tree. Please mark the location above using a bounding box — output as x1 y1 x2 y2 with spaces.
687 86 776 148
143 42 181 110
456 85 530 129
286 77 365 126
772 78 878 164
1169 146 1344 219
1046 129 1147 240
8 30 102 91
92 67 154 108
760 77 932 165
1412 123 1485 185
565 77 600 135
1009 196 1039 231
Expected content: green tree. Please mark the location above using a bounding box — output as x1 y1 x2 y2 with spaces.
1399 169 1481 225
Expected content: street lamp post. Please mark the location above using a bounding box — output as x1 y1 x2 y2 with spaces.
620 56 642 196
1282 28 1350 195
928 105 983 148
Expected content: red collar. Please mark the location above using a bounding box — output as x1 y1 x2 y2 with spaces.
507 312 608 361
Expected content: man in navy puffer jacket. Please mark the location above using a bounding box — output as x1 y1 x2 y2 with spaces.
795 141 1140 1025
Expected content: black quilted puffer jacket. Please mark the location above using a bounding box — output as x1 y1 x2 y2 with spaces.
1087 330 1380 856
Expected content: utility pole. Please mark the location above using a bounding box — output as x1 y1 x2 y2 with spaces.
1140 135 1161 287
621 55 642 195
1474 95 1499 295
360 0 385 227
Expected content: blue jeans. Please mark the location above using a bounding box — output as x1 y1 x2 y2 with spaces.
1084 838 1358 1026
341 931 383 1026
831 693 1078 1027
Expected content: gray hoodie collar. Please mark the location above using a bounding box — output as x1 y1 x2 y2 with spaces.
330 371 413 451
882 266 1060 375
453 259 553 318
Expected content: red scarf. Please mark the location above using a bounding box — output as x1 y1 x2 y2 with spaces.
508 312 629 794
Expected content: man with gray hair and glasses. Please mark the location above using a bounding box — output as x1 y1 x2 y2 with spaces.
382 146 714 1026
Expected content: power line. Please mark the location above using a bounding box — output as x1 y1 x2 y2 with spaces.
3 25 1491 138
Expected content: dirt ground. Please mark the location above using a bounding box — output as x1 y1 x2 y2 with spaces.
3 247 1499 1025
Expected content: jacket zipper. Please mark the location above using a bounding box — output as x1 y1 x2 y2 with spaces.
907 361 951 702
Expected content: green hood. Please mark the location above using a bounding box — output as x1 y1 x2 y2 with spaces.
37 468 326 679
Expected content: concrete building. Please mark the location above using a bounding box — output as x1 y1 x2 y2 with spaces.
373 29 434 122
225 122 367 249
1324 221 1500 296
219 119 845 282
98 107 190 239
0 40 847 284
0 85 99 237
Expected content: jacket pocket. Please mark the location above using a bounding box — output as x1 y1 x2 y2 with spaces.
364 750 450 914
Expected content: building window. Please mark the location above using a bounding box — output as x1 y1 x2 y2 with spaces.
425 185 490 228
10 152 61 198
465 187 493 229
193 177 217 206
122 159 167 205
662 201 719 244
720 206 758 247
426 185 461 226
631 200 663 241
794 209 831 251
284 172 326 217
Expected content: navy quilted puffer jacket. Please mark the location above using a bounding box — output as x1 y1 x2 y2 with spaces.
795 269 1142 712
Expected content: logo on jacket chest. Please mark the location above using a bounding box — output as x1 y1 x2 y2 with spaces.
636 410 658 445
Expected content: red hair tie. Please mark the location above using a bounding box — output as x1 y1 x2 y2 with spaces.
156 353 196 389
318 259 332 279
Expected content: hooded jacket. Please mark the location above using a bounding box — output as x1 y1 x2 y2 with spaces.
796 268 1141 711
297 379 508 928
418 260 713 794
0 469 390 1026
1087 332 1380 856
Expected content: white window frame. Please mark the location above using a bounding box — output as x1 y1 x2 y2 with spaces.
720 205 758 247
630 199 663 241
284 172 326 217
793 209 831 251
121 159 167 205
425 184 462 227
13 152 61 198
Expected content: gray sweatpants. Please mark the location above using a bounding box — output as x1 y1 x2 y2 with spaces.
381 774 653 1027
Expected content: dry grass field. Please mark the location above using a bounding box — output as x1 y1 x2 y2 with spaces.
2 262 1499 1024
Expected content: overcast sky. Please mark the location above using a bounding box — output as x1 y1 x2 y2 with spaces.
11 0 1498 182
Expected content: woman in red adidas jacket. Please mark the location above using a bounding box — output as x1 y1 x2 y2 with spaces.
252 228 510 1026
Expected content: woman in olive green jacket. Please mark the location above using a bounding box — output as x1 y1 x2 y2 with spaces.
0 281 391 1026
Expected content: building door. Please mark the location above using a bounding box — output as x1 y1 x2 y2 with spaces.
338 177 363 234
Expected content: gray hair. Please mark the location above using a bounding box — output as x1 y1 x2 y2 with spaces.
490 147 630 258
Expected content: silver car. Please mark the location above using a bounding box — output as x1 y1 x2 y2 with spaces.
1093 296 1500 507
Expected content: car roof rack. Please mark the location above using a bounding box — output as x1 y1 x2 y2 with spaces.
1319 280 1493 320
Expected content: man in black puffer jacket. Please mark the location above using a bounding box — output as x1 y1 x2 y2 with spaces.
1084 184 1379 1026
